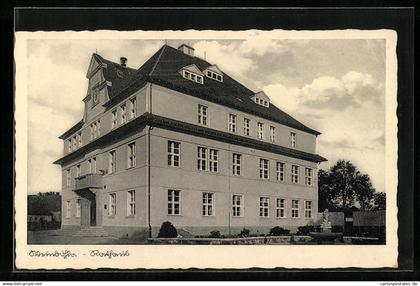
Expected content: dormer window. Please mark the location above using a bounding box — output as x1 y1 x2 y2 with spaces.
252 91 270 108
204 65 223 82
181 67 204 84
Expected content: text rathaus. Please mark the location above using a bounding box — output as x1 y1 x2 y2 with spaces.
54 43 327 238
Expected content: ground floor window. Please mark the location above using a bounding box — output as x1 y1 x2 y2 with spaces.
66 200 71 218
127 190 136 216
168 190 181 215
109 193 116 216
76 199 81 218
232 194 243 217
304 200 313 218
259 197 269 217
202 192 214 216
292 199 300 218
276 198 285 218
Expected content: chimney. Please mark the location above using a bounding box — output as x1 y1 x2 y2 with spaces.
178 44 195 56
120 57 127 67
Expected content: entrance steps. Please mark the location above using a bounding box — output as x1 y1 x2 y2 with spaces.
72 226 109 237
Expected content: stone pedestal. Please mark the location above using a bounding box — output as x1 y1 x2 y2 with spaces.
321 227 332 233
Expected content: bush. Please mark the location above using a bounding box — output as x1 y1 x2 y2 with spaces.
210 230 221 238
297 225 315 235
269 226 290 236
157 221 178 238
239 228 250 237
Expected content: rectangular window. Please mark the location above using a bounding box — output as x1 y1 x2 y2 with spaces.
276 162 285 182
291 165 300 184
90 125 94 140
305 168 313 186
77 132 82 147
168 141 180 167
243 118 250 136
259 197 270 217
197 146 207 171
259 159 269 180
93 122 97 139
76 199 81 218
129 97 137 119
168 190 181 215
276 198 285 218
228 113 236 132
72 137 77 150
109 193 116 216
76 164 81 178
66 201 71 218
270 126 276 142
292 200 300 218
305 201 312 218
232 153 241 176
91 157 97 173
258 122 264 139
198 104 208 125
202 192 214 216
127 190 136 216
111 109 117 129
127 142 136 168
291 132 296 147
109 150 116 174
120 104 126 124
209 149 218 172
66 169 71 187
97 120 100 136
232 194 243 217
68 139 72 152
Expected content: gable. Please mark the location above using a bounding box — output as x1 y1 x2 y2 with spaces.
204 65 223 75
180 64 204 76
86 55 103 79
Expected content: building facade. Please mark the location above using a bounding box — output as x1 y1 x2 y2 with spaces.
54 44 326 238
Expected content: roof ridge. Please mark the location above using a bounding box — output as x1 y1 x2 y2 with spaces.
149 44 167 76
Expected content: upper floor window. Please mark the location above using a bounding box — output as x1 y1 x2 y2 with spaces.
232 194 243 217
197 147 218 172
257 122 264 139
182 70 204 84
77 132 82 147
243 118 250 136
90 120 101 140
72 137 77 151
129 97 137 119
305 168 313 186
67 139 72 152
76 199 81 218
168 141 180 167
259 197 269 217
127 142 136 168
291 132 297 148
76 164 81 178
108 193 116 216
276 162 285 182
202 192 214 216
111 109 117 129
66 169 71 187
127 190 136 216
88 157 97 174
270 126 276 143
259 159 269 180
168 189 181 215
120 104 127 124
66 201 71 218
232 153 241 176
206 70 223 82
228 114 236 132
198 104 208 125
109 150 116 174
291 165 300 184
255 97 269 107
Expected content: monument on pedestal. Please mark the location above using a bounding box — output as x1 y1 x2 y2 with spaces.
309 209 343 244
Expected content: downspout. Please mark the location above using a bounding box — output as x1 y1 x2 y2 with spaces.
147 83 153 238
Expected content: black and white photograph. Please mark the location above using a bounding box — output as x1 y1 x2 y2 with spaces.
14 29 398 269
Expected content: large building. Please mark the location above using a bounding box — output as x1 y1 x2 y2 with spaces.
54 43 327 238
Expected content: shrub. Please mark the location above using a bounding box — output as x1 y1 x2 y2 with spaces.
297 225 315 235
157 221 178 238
210 230 221 238
239 228 250 237
269 226 290 236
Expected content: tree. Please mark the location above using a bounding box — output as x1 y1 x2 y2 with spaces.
318 160 376 213
372 192 386 210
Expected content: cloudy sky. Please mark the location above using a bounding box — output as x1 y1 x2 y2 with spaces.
26 37 386 194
